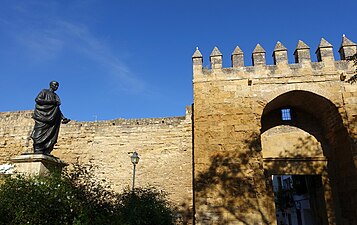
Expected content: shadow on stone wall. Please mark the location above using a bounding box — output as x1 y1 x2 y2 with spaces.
191 132 274 224
265 135 329 176
174 124 357 224
185 132 341 225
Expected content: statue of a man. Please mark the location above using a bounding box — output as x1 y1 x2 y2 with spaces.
31 81 70 155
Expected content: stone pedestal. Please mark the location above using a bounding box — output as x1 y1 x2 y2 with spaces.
11 153 68 176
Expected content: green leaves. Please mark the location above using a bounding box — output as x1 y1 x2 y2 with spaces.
0 174 78 225
347 53 357 84
117 188 175 225
0 163 175 225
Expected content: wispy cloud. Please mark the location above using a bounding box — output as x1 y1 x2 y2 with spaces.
0 0 145 92
55 21 145 92
14 28 65 61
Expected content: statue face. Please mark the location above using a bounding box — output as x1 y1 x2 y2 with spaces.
50 81 59 91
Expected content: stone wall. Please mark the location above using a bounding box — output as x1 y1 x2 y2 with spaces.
0 107 193 219
192 36 357 224
1 35 357 224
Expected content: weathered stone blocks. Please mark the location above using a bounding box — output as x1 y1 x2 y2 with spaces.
193 36 357 224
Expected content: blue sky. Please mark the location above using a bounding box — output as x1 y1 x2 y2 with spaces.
1 0 356 121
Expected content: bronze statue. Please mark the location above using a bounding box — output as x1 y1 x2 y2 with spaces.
31 81 70 155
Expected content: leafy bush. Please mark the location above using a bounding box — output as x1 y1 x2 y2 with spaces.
0 163 176 225
63 163 121 225
0 173 79 225
117 187 175 225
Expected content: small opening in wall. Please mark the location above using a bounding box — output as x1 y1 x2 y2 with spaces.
281 108 291 121
248 79 252 86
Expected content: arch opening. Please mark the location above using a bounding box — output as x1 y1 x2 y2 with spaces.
260 90 357 225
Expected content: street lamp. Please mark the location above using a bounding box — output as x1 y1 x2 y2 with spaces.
130 151 140 192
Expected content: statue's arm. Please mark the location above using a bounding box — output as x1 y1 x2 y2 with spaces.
61 112 71 124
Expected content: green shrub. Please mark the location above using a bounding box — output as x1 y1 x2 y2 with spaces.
63 163 121 225
0 163 176 225
117 187 175 225
0 173 78 225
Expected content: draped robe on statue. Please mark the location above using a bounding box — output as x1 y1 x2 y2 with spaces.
31 89 63 154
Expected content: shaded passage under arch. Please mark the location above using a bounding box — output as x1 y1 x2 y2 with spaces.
260 90 357 225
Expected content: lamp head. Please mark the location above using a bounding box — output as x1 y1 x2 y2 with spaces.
131 151 140 165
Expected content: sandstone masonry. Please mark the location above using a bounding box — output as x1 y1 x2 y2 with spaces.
1 35 357 225
193 36 357 224
0 107 193 219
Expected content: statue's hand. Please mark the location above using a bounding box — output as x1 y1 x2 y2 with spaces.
62 118 71 124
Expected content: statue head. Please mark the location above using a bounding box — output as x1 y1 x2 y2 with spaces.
49 81 59 92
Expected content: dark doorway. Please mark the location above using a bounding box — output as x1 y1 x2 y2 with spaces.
272 175 328 225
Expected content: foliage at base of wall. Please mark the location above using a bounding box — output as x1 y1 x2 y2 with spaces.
117 188 176 225
347 53 357 84
0 163 176 225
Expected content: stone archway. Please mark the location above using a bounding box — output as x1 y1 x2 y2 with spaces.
260 90 357 225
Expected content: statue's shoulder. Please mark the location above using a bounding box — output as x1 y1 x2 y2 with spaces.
36 89 50 98
39 89 51 94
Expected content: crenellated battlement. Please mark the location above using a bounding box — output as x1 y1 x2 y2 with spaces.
192 36 356 82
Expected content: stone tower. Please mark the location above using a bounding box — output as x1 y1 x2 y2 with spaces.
192 36 357 224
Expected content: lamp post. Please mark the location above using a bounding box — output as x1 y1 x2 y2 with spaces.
130 151 140 192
